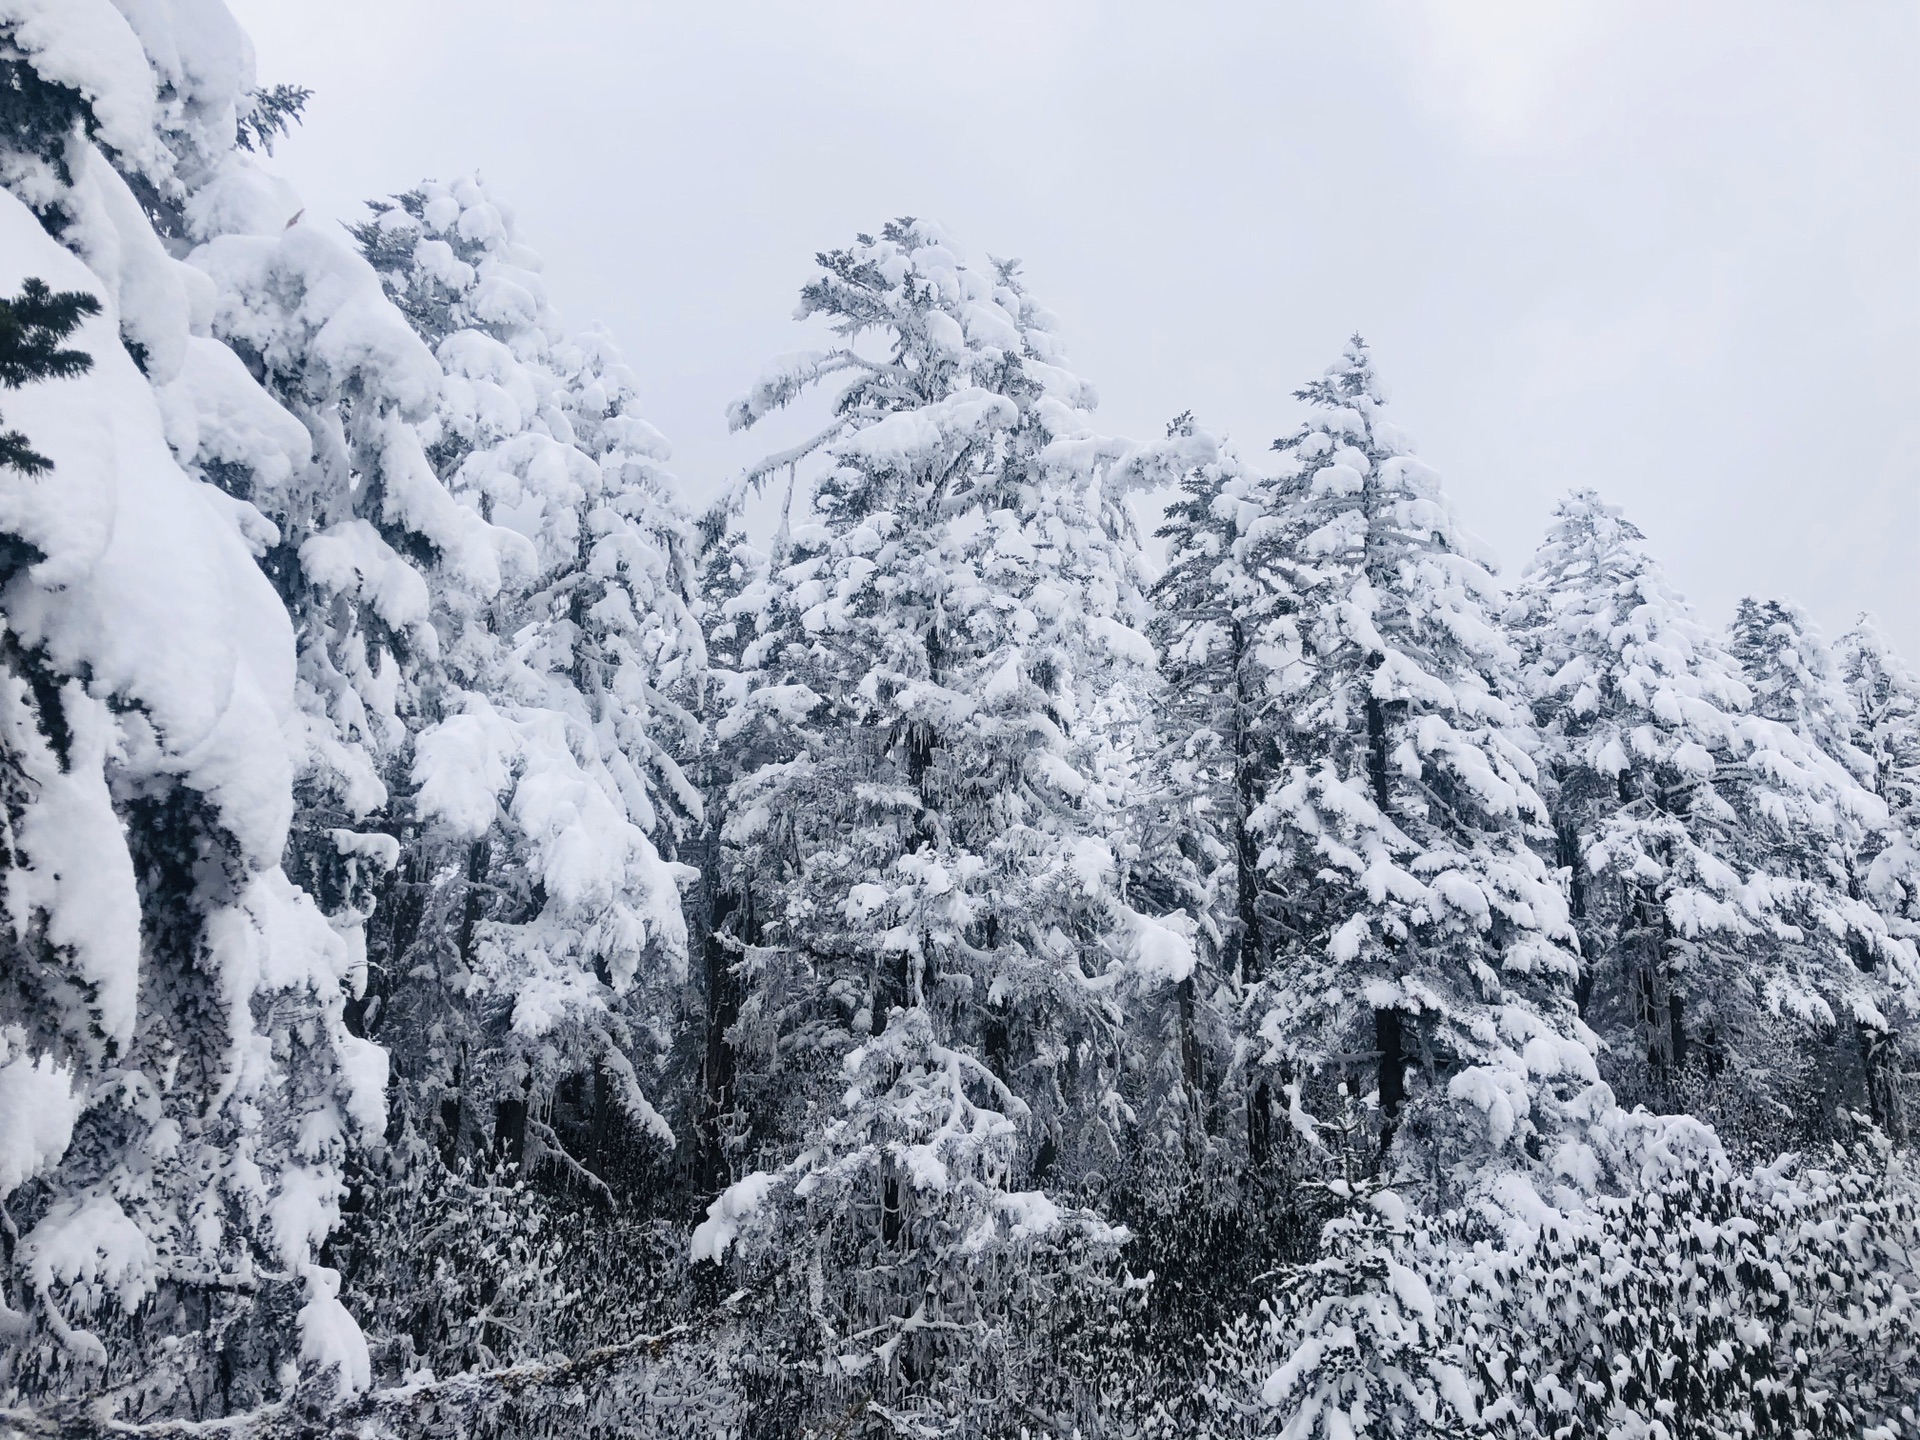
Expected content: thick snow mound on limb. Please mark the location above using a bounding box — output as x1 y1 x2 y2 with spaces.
0 183 297 866
691 1171 775 1264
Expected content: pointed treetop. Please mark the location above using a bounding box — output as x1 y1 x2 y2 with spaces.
1837 612 1920 815
1268 336 1500 580
1517 488 1751 732
1728 597 1866 774
714 219 1102 527
1286 333 1387 415
1533 487 1647 553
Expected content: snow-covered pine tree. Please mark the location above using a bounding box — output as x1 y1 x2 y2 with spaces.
1149 420 1297 989
1131 418 1331 1399
1512 492 1759 1113
1729 598 1872 780
689 1006 1128 1434
303 177 704 1381
1836 617 1920 1134
182 172 555 1383
2 7 704 1414
1515 502 1915 1146
342 177 697 1164
695 217 1188 1429
0 2 386 1415
1719 597 1918 1142
1839 617 1920 845
1248 340 1594 1195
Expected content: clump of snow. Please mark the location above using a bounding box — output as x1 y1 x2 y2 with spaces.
691 1171 775 1264
0 1039 81 1200
297 1264 371 1399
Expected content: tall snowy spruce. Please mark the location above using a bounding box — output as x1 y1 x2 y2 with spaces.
1133 419 1342 1391
0 1 385 1416
1247 341 1595 1194
347 177 699 1150
311 176 704 1383
1836 617 1920 1137
1840 617 1920 957
693 218 1190 1434
1149 422 1295 989
1511 493 1761 1116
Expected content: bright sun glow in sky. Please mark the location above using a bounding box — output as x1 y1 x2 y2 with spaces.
228 0 1919 654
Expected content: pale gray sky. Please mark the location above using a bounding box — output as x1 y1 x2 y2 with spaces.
228 0 1919 656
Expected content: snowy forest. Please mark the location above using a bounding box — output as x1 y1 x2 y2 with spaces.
0 4 1915 1438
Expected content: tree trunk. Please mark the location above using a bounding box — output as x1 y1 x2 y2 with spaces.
1231 621 1265 984
694 884 743 1197
1375 1008 1406 1124
1248 1080 1273 1169
1364 693 1391 813
1177 973 1204 1144
1629 883 1677 1102
1860 1022 1908 1142
493 1093 527 1168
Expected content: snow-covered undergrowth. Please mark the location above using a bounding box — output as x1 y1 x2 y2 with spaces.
0 5 1913 1438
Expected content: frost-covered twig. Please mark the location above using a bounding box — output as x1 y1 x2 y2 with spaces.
525 1117 617 1207
1 1325 699 1438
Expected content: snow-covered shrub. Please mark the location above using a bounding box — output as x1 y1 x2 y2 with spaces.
692 1006 1129 1434
1454 1142 1920 1439
1196 1132 1920 1440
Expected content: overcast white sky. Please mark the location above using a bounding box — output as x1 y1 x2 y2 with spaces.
227 0 1919 656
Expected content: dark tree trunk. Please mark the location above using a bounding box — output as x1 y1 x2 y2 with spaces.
1629 882 1677 1102
1247 1080 1273 1169
1556 819 1594 1016
1364 691 1391 812
590 1059 613 1173
1375 1008 1406 1123
1860 1022 1908 1142
881 1168 903 1248
1177 973 1204 1140
1230 620 1265 984
438 1093 464 1171
494 1092 527 1168
694 884 743 1197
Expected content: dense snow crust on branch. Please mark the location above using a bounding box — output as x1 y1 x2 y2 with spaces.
0 6 1917 1437
342 177 697 1075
